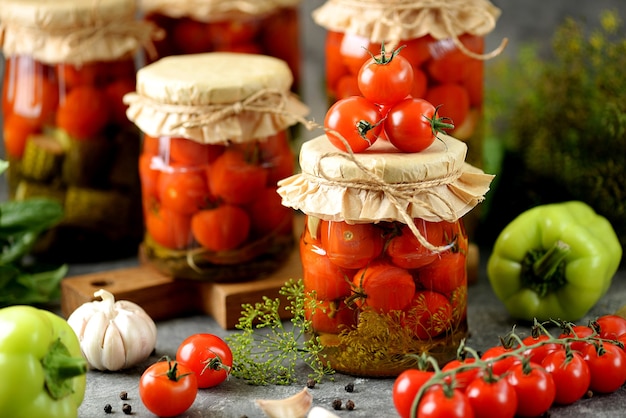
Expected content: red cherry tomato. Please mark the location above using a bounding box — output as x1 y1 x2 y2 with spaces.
321 221 384 269
386 220 444 270
191 205 250 252
541 348 591 405
157 167 210 215
176 333 233 389
384 97 453 153
441 358 481 392
558 324 595 353
357 45 414 106
417 385 475 418
505 362 556 417
521 334 561 365
393 369 435 418
352 262 416 313
465 376 517 418
139 357 198 417
403 290 453 339
582 342 626 394
424 83 470 130
595 314 626 340
324 96 383 153
480 345 519 376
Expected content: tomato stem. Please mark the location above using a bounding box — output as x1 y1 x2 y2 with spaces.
367 42 407 65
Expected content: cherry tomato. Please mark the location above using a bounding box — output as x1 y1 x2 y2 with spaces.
418 252 466 296
411 67 428 98
465 376 517 418
582 342 626 393
400 35 434 68
441 358 481 392
417 385 474 418
169 137 223 167
2 113 39 159
386 220 444 270
321 221 384 269
558 324 594 353
404 290 453 339
595 314 626 340
353 262 415 313
139 357 198 417
340 33 381 75
357 45 414 106
425 34 484 83
176 333 233 389
479 346 519 376
191 205 250 252
541 348 591 405
56 85 110 139
301 238 354 300
158 168 210 215
384 97 453 153
325 31 350 96
324 96 383 153
145 205 192 250
393 369 435 418
208 148 268 205
505 362 556 417
424 83 470 130
305 298 356 334
521 334 561 364
171 18 214 54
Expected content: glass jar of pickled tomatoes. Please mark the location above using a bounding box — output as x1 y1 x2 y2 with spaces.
277 135 494 376
140 0 302 89
312 0 505 169
124 53 308 281
0 0 161 262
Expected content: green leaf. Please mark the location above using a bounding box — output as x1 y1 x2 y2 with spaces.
0 199 64 237
0 264 67 307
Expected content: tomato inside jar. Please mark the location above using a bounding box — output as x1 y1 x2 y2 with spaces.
141 4 301 89
301 215 468 376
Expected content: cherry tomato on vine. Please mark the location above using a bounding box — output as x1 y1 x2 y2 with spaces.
541 348 590 405
595 314 626 340
393 368 435 418
465 375 517 418
357 44 414 106
558 324 594 353
417 384 475 418
176 333 233 389
582 342 626 394
441 358 481 391
324 96 382 153
505 362 555 417
384 97 453 153
139 357 198 417
521 334 561 365
479 345 519 376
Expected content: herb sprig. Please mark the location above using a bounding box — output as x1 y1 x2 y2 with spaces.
226 279 335 385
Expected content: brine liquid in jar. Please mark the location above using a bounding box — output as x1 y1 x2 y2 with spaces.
301 215 469 376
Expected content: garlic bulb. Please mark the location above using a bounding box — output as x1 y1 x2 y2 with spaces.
67 289 157 371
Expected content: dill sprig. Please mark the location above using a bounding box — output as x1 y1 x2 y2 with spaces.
226 279 335 385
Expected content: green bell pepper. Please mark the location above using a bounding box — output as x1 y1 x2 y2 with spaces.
487 201 622 321
0 305 87 418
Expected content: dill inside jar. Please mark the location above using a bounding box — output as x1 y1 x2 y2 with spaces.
277 135 494 376
0 0 162 262
124 52 308 281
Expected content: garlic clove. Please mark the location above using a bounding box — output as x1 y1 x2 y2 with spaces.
101 321 126 371
308 406 341 418
255 387 313 418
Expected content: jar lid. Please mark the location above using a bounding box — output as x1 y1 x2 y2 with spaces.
0 0 161 65
140 0 302 22
277 134 494 224
312 0 503 57
124 52 309 143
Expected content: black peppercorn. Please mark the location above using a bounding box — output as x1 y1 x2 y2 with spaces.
345 382 354 392
306 378 316 389
104 404 113 414
332 398 342 410
122 403 132 415
119 391 128 400
346 399 355 410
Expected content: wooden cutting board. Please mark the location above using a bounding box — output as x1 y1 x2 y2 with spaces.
60 244 303 329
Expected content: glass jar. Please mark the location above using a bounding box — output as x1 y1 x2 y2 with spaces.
312 0 505 169
0 0 161 262
277 135 494 376
140 0 302 89
124 52 308 281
